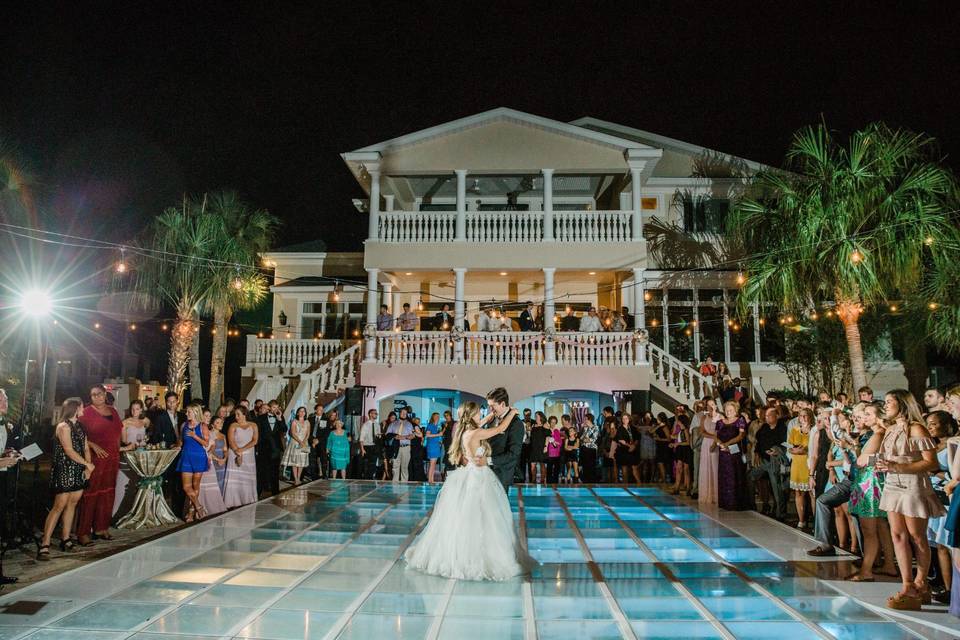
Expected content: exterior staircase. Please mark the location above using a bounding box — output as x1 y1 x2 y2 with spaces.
282 343 360 419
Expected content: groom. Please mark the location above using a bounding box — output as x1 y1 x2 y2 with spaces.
484 387 524 492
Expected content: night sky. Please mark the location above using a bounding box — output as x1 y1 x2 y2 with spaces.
3 2 959 251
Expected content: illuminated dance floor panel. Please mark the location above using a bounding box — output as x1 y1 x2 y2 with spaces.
0 481 945 639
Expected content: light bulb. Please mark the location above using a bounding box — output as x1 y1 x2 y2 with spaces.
116 260 127 273
129 323 136 331
643 291 652 301
233 277 243 290
736 272 745 285
94 322 101 329
889 304 898 312
850 250 863 264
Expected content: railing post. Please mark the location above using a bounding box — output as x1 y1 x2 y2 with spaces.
752 302 762 364
722 289 731 364
631 267 646 364
693 287 701 364
455 169 467 241
542 169 554 241
543 267 556 364
453 268 466 363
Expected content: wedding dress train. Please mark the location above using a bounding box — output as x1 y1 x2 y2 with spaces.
404 442 534 581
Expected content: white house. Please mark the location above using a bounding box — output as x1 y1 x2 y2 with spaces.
242 108 906 419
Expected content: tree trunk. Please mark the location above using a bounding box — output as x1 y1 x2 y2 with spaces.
168 314 196 403
901 327 929 399
836 300 867 395
189 319 204 403
208 304 232 408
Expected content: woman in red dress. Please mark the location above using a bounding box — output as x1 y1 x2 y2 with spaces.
76 384 123 545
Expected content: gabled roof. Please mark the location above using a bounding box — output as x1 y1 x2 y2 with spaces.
570 117 769 173
344 107 654 157
270 239 327 253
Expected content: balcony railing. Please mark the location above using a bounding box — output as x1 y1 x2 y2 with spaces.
377 210 633 243
249 338 344 370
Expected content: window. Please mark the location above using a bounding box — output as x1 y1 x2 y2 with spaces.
682 197 729 234
300 302 365 339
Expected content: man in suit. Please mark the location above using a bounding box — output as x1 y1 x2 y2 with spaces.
256 399 287 496
435 304 454 331
518 301 536 331
484 387 524 492
150 391 183 447
308 403 327 480
0 389 21 585
151 391 184 513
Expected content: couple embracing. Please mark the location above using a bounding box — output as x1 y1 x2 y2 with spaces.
404 387 535 581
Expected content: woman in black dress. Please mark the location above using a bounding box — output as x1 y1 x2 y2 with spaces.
615 413 641 485
527 411 549 484
39 399 94 560
654 413 673 483
670 413 694 496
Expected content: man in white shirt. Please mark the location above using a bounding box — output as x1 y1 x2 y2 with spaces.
388 408 416 482
358 409 378 479
579 307 602 333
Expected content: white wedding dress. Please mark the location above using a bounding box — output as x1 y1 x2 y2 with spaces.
404 438 533 581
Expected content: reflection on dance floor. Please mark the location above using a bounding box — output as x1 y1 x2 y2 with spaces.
0 482 928 638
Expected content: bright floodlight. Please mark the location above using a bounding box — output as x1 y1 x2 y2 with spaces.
19 288 53 318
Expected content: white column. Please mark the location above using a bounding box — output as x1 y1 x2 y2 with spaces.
382 282 393 313
392 291 402 321
367 167 381 241
543 268 556 364
455 169 468 241
632 267 646 364
364 269 379 362
542 169 554 241
692 287 701 364
630 166 643 241
752 302 762 364
662 288 670 355
453 268 466 362
722 289 731 364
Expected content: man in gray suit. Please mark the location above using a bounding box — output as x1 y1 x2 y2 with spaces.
484 387 524 492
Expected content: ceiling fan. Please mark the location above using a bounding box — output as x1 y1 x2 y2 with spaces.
467 178 481 194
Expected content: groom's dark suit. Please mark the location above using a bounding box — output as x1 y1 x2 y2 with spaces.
488 413 524 491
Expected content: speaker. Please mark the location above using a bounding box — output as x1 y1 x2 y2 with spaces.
629 390 651 414
345 386 365 416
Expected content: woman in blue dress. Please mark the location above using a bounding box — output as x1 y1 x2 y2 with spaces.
177 403 210 521
424 413 444 484
925 411 956 603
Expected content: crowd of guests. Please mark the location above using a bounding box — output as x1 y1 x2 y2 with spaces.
375 301 634 333
12 378 960 616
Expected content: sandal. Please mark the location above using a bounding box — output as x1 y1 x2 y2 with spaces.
916 585 932 605
59 539 76 552
887 591 922 611
844 573 874 582
77 536 94 547
37 545 51 561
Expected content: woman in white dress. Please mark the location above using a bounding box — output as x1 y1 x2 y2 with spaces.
281 407 310 485
224 407 259 508
404 402 533 581
698 398 720 506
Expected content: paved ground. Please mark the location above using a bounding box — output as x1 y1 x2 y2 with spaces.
2 481 958 639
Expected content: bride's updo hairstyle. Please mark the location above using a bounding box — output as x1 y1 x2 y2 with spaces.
447 401 481 466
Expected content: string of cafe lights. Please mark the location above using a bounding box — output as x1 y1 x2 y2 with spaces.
0 215 955 329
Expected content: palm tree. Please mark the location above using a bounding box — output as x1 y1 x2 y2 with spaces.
132 197 232 400
204 191 277 406
730 123 957 392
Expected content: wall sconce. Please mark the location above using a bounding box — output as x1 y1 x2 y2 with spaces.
278 311 288 326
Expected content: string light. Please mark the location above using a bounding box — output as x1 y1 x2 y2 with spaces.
758 318 765 326
233 267 243 290
850 249 864 264
650 319 659 327
116 247 127 273
94 322 101 329
332 281 340 302
736 271 745 285
889 304 898 312
785 315 794 323
129 323 136 331
809 312 818 320
643 292 652 301
161 323 168 331
929 302 939 310
825 310 833 318
925 236 935 246
417 298 424 311
257 331 263 338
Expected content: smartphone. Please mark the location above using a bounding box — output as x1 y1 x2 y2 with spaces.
867 454 878 467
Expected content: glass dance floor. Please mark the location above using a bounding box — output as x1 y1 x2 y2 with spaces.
0 481 938 639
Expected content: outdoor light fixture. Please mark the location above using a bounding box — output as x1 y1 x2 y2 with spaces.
278 310 287 326
643 292 652 301
736 271 745 285
19 288 53 318
500 272 508 276
116 247 128 273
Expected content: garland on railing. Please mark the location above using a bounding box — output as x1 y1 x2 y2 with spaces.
554 335 634 348
467 335 544 347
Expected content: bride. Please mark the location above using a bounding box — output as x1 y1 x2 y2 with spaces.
404 402 533 581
